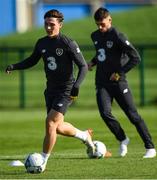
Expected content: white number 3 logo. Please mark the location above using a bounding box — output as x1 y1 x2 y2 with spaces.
98 48 106 62
47 56 57 70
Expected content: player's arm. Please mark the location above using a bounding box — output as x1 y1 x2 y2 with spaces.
88 57 97 71
6 41 41 74
118 33 141 73
68 40 88 100
110 33 141 82
88 32 98 71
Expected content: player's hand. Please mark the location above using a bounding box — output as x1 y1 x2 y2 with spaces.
88 62 94 71
6 65 14 74
70 87 79 100
110 72 120 81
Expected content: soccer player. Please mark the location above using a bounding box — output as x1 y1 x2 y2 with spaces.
88 7 156 158
6 9 96 172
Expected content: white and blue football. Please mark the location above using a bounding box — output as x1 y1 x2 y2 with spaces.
24 153 44 174
87 140 106 159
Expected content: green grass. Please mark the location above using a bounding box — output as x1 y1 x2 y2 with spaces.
0 107 157 179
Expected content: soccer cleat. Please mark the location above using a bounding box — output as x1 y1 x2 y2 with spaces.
143 148 156 158
119 137 130 157
40 155 48 173
84 129 96 155
40 160 47 173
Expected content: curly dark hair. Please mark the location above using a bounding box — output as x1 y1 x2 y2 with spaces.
94 7 110 21
44 9 64 22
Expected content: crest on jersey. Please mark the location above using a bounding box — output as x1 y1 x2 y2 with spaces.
106 41 113 48
42 49 46 53
56 48 63 56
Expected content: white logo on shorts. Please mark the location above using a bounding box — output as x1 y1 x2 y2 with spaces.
57 103 63 107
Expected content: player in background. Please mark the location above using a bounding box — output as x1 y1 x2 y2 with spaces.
6 9 96 172
88 7 156 158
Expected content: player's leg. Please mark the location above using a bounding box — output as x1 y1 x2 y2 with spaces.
41 109 64 172
43 109 64 154
96 87 126 141
50 95 95 151
96 87 128 157
56 122 76 136
41 94 95 172
56 122 95 151
115 82 156 158
41 93 64 171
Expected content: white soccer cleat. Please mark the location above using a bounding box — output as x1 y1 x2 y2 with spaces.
119 137 130 157
40 155 48 173
143 148 156 158
41 163 46 172
84 129 96 155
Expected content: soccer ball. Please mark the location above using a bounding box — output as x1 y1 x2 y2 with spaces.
87 140 106 159
24 153 44 173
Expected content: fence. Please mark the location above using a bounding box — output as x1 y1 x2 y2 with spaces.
0 44 157 108
136 44 157 106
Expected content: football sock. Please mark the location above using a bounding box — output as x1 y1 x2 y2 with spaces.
74 129 87 141
41 152 50 163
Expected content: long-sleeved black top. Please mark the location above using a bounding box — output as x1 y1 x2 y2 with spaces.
91 27 141 87
12 33 88 93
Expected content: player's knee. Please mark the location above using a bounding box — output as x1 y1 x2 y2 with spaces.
131 117 143 125
100 111 112 121
127 110 142 124
56 123 62 133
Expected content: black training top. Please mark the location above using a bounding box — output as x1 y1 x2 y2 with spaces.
12 33 88 93
91 27 141 86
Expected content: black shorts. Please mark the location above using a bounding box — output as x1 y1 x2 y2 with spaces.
44 92 72 115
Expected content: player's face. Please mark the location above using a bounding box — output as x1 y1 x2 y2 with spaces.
44 17 62 37
95 16 112 33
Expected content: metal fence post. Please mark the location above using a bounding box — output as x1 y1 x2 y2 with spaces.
138 47 145 106
19 49 25 108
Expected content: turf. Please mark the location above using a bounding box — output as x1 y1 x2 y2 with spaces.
0 107 157 179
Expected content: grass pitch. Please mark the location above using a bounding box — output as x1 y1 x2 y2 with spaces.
0 107 157 179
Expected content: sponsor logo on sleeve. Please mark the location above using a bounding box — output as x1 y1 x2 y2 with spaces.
57 103 63 107
76 47 80 53
125 40 130 45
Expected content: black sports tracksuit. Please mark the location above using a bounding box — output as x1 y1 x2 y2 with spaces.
11 33 88 114
91 27 154 149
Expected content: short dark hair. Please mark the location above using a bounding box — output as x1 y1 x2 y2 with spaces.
44 9 64 22
94 7 110 21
